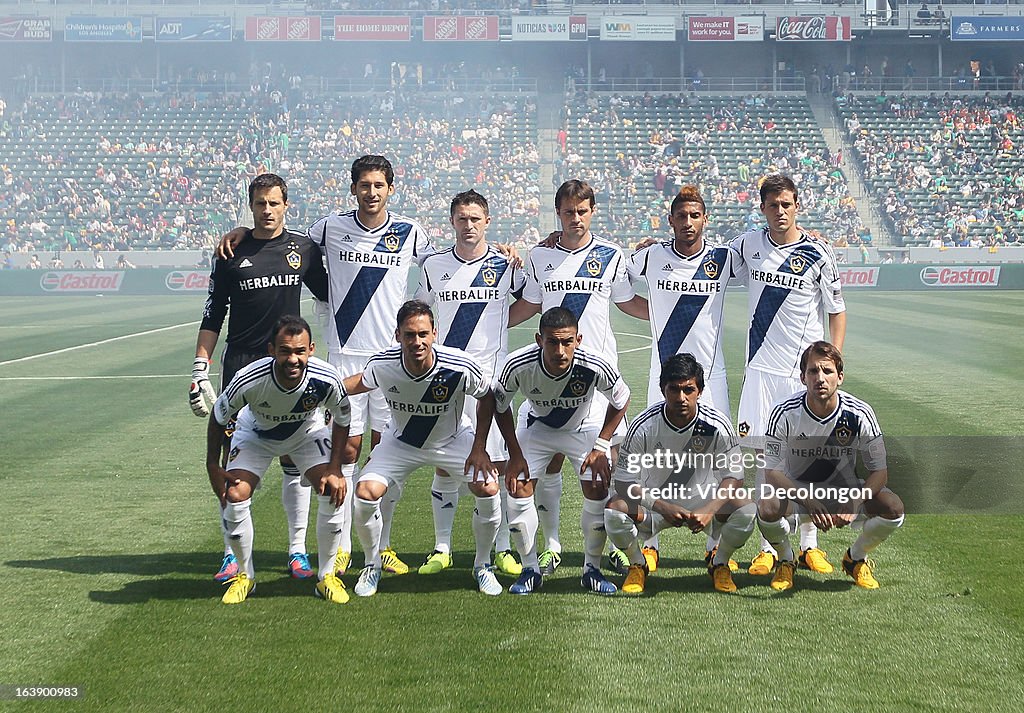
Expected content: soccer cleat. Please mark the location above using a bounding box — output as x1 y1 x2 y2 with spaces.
704 547 740 573
214 553 238 583
842 550 880 590
288 553 315 579
708 563 738 593
418 549 453 575
770 561 796 592
474 565 503 596
581 565 617 595
354 566 381 597
221 573 254 604
748 550 778 576
509 568 543 595
607 547 630 575
494 550 523 576
315 574 350 604
334 549 352 576
799 547 835 574
380 548 410 575
537 549 561 576
642 546 659 573
622 564 647 595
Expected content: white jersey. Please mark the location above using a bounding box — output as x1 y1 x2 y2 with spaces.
415 245 526 380
494 344 630 433
361 344 488 450
309 209 436 357
613 401 741 500
763 390 885 486
522 235 634 366
214 356 351 440
729 228 845 378
627 240 735 379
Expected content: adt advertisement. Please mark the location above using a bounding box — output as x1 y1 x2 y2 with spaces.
156 17 232 42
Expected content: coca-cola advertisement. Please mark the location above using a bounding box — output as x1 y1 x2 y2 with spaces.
776 16 851 42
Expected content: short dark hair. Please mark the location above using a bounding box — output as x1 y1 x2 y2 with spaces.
249 173 288 204
450 189 489 217
800 341 844 375
396 299 434 329
539 306 578 333
351 155 394 186
670 185 707 215
759 173 799 204
270 315 311 345
659 353 705 391
555 179 596 211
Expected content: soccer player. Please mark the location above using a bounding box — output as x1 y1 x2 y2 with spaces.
190 173 329 583
471 307 631 595
757 341 904 591
219 156 438 578
604 354 756 595
625 185 740 573
414 189 527 577
345 301 503 597
206 316 352 605
729 174 847 577
508 179 646 577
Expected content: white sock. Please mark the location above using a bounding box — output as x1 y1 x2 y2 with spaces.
430 474 461 554
714 504 756 566
336 464 357 553
281 463 311 555
472 494 501 569
353 496 383 569
223 498 255 578
756 515 794 562
850 515 904 561
218 503 232 556
581 496 608 570
315 495 344 580
535 473 563 553
604 508 645 566
506 494 539 570
644 532 661 552
755 469 778 556
379 480 403 551
705 518 720 553
798 519 819 551
495 477 513 552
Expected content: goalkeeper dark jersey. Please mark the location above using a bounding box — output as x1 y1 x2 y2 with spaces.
200 229 328 353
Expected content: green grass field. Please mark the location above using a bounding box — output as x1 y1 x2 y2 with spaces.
0 292 1022 712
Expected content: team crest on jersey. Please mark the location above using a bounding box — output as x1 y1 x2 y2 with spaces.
569 379 587 396
691 435 709 453
286 250 302 270
738 421 750 437
302 394 320 411
227 446 240 463
481 266 498 286
585 254 603 277
702 255 720 279
383 230 401 252
835 423 854 447
788 254 807 275
431 377 450 402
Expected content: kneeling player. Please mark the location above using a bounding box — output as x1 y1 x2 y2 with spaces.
206 316 352 605
345 301 503 597
604 354 755 594
757 341 904 591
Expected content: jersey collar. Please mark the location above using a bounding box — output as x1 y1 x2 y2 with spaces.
801 392 842 423
660 402 699 433
536 347 574 381
556 234 595 254
401 347 438 381
353 210 392 235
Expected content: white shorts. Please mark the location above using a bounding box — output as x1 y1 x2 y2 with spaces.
589 390 628 445
514 423 606 484
464 391 508 462
737 370 802 449
358 428 493 490
330 352 389 436
226 422 330 483
646 367 730 418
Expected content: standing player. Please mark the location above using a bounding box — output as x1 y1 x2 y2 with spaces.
625 185 740 573
471 307 631 595
414 190 527 577
206 316 352 604
508 179 646 577
604 354 756 595
344 301 502 597
729 174 847 577
190 173 329 583
757 342 904 591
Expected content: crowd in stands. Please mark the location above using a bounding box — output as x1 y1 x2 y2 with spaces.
840 91 1024 246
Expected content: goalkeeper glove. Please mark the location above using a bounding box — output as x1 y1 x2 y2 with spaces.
189 357 217 417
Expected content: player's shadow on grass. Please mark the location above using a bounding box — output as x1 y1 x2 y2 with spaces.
88 574 322 605
5 552 217 577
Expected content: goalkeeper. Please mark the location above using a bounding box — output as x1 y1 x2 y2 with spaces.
190 173 329 584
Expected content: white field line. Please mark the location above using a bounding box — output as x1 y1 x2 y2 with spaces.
0 321 199 367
